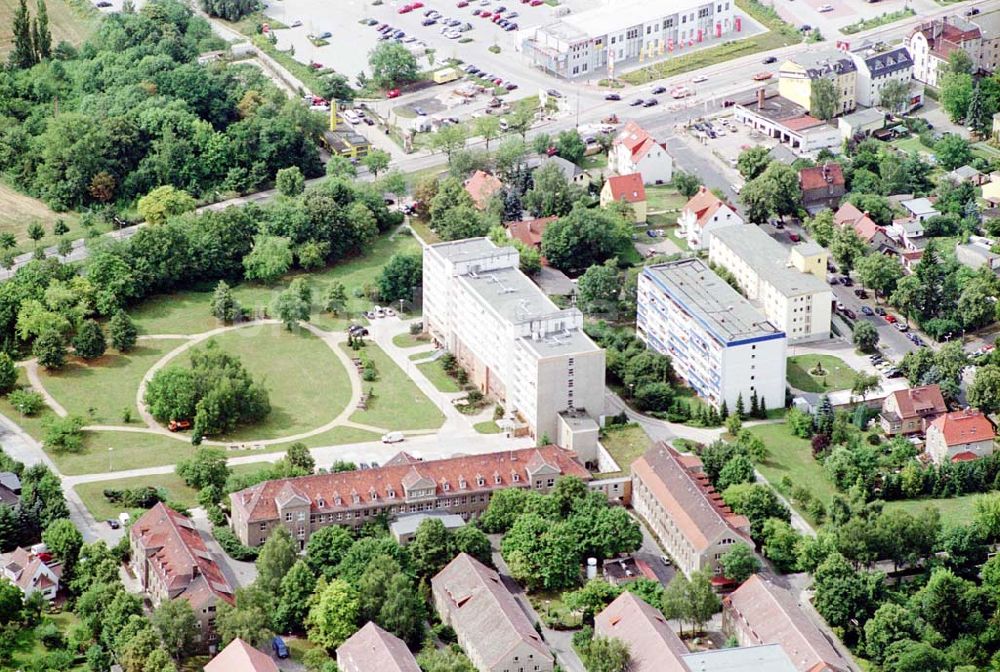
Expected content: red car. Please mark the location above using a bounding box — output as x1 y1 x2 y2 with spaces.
457 0 468 5
481 12 492 18
885 314 898 324
309 62 323 69
412 0 424 6
398 4 413 13
386 88 401 98
530 0 542 5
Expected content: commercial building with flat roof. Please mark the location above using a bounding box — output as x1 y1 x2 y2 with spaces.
708 225 833 343
734 90 841 154
522 0 738 79
637 258 787 411
423 238 605 455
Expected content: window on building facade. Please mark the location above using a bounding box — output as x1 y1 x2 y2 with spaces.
284 512 292 522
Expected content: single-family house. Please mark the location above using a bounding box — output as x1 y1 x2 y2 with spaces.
464 170 503 211
0 472 20 507
600 173 647 223
506 216 557 263
337 622 421 672
676 186 743 250
957 238 1000 271
611 121 673 185
900 197 940 222
432 553 554 672
899 249 924 273
536 155 587 185
204 638 279 672
879 384 948 436
889 218 925 251
0 546 62 601
926 409 996 464
594 592 690 672
723 574 852 672
798 163 846 213
834 203 895 251
947 165 986 185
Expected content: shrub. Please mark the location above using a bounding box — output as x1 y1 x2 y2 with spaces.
8 389 45 416
213 525 259 561
38 622 65 649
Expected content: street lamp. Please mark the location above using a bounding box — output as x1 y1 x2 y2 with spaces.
108 447 113 471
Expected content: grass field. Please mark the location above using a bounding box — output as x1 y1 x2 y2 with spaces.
474 420 502 434
193 324 352 441
417 359 462 393
600 424 653 475
0 0 96 57
748 423 838 521
884 494 984 529
75 465 262 520
645 186 687 213
343 342 445 431
41 339 187 425
786 354 857 393
0 182 96 253
129 232 422 335
392 332 430 348
9 609 85 671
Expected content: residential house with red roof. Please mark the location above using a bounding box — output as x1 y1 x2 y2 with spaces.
630 443 754 580
130 503 234 648
676 186 743 251
600 173 647 223
798 163 845 213
337 622 420 672
204 638 279 672
229 446 593 548
723 575 853 672
880 384 948 436
0 546 61 601
610 121 673 185
464 170 503 211
506 216 557 264
432 553 554 672
834 203 895 251
595 591 690 672
926 409 996 464
908 16 983 87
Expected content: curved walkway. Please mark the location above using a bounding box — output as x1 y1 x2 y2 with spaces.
21 359 68 418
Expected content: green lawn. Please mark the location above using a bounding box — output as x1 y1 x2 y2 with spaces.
40 339 187 425
417 359 462 393
191 325 352 441
892 136 932 157
474 420 502 434
600 424 653 475
645 186 687 213
9 609 86 671
748 423 838 520
579 153 608 170
884 494 984 529
75 465 262 520
129 232 422 335
342 342 445 431
392 332 430 348
786 354 858 393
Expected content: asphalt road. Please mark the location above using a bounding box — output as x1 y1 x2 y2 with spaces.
829 279 918 362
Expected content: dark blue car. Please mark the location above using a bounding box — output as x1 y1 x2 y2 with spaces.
272 636 289 659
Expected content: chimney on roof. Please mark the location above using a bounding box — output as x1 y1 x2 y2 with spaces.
757 87 765 111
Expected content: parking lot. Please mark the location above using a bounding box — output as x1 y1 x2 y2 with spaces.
263 0 557 83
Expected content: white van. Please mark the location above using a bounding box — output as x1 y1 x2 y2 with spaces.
381 431 404 444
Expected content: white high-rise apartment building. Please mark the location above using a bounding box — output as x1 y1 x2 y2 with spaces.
423 239 605 457
637 259 787 412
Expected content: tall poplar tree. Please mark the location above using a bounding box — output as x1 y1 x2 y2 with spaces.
10 0 36 69
34 0 51 60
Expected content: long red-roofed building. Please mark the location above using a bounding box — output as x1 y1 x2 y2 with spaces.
130 503 234 648
229 446 592 548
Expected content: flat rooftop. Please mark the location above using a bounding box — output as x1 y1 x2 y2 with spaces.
737 91 808 123
643 259 784 344
428 237 507 264
841 107 885 126
542 0 718 40
681 644 798 672
710 226 831 297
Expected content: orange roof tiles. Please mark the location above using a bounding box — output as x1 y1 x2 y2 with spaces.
606 173 646 203
885 384 947 421
930 409 996 447
507 217 557 249
131 503 234 607
464 170 503 210
682 186 735 230
205 638 279 672
232 446 590 524
337 622 421 672
594 592 689 672
798 163 845 191
631 443 752 553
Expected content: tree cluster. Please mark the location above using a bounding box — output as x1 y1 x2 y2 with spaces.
0 452 68 553
1 1 323 211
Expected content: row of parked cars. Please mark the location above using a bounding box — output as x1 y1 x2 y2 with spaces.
461 64 519 90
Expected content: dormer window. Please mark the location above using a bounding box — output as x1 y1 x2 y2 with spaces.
512 472 520 483
493 472 502 485
352 492 360 505
334 494 342 506
387 488 396 499
370 488 378 501
442 480 450 492
317 497 326 508
476 475 485 487
459 476 467 489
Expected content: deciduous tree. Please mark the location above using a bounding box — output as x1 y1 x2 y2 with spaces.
306 578 360 649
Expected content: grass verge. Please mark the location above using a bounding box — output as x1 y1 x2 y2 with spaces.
747 422 838 522
786 354 858 393
343 342 445 431
417 359 462 393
